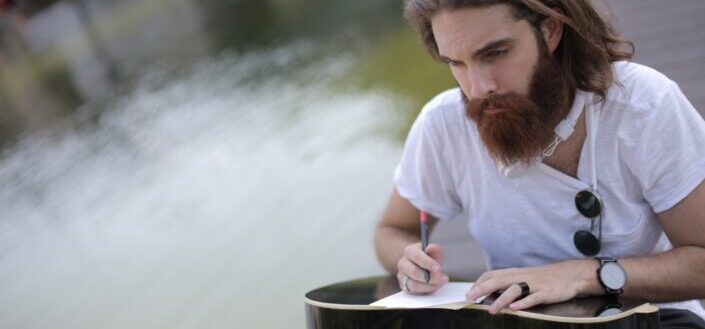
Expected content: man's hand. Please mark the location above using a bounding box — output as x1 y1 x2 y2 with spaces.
396 242 449 294
465 259 601 314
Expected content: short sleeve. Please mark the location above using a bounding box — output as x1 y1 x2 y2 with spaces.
632 82 705 213
394 100 463 220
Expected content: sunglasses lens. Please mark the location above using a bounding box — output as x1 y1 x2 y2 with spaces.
574 230 600 256
575 190 602 218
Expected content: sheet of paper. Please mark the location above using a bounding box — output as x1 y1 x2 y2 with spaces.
370 282 486 309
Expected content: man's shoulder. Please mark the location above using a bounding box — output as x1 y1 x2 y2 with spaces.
420 87 464 116
607 61 678 109
410 87 477 146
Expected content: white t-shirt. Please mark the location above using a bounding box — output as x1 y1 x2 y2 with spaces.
394 61 705 318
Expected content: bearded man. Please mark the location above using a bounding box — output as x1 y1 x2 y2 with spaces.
373 0 705 324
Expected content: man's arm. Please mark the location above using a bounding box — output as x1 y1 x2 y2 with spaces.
374 188 428 272
465 179 705 314
374 188 449 294
615 178 705 301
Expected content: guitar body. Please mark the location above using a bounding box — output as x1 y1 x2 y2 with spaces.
305 277 660 329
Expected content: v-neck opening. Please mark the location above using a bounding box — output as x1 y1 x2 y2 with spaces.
537 91 594 190
537 153 590 189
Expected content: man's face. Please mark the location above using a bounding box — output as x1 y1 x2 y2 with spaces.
432 5 540 101
431 5 569 166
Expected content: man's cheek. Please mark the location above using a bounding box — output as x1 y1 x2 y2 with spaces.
458 84 473 103
453 77 478 104
495 61 533 95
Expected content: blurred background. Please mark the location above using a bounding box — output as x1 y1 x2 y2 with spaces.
0 0 703 328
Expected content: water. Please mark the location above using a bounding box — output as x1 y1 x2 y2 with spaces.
0 0 454 328
0 43 402 328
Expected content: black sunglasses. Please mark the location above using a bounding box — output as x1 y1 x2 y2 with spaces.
573 189 603 256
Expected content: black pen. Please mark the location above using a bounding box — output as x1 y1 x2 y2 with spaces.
420 211 430 283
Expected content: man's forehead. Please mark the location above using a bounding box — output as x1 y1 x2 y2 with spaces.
432 5 528 56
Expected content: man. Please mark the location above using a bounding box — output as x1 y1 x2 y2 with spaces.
374 0 705 322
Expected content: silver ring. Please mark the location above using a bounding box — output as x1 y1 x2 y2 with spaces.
400 275 410 293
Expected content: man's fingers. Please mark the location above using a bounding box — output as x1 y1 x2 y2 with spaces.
473 268 515 286
405 243 442 274
466 277 508 301
398 257 449 284
405 276 445 295
429 270 449 285
425 243 446 263
488 284 522 314
396 242 448 294
473 270 494 287
510 292 541 311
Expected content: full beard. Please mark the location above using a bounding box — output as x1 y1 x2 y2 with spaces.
464 46 571 167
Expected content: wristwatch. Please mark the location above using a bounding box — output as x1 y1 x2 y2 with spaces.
595 257 627 295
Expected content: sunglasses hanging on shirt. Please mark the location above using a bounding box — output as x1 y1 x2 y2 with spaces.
574 189 603 256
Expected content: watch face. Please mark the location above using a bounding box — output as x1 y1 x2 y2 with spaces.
601 262 627 290
597 307 623 317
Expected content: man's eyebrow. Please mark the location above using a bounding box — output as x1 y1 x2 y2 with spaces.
438 37 515 62
472 38 515 59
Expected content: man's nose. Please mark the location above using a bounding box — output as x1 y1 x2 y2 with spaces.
468 68 498 99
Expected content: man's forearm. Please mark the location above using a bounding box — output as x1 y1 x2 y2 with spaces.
621 246 705 301
579 246 705 301
374 225 419 273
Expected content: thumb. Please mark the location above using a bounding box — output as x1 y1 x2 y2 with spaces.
425 243 445 264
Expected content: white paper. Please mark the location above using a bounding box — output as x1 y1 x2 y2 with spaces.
370 282 486 309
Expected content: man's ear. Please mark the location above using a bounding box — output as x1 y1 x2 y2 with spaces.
540 14 564 54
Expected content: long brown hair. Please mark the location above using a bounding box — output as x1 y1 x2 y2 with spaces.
404 0 634 100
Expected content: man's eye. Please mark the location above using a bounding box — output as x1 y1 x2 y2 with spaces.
445 59 461 67
487 49 508 58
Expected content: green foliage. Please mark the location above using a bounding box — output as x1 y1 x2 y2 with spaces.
349 25 456 139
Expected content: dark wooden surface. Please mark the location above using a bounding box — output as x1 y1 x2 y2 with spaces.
305 277 661 329
432 0 705 299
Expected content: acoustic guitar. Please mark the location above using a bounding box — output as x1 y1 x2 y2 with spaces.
305 276 661 329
